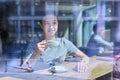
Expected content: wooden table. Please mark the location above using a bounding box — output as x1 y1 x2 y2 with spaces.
0 77 23 80
0 57 113 80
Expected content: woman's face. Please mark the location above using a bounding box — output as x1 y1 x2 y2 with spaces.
42 15 58 39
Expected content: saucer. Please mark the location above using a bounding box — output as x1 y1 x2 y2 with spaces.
49 65 68 73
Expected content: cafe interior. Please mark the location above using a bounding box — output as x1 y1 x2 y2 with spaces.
0 0 120 80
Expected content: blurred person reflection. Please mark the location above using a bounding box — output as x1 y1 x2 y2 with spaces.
87 24 113 57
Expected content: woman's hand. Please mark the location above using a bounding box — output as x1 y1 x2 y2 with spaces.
77 62 88 73
74 50 89 72
77 57 89 73
15 40 48 72
36 40 48 55
14 61 34 72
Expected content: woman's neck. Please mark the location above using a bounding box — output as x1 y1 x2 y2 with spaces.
44 36 56 40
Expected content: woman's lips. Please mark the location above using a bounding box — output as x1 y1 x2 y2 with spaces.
48 29 55 32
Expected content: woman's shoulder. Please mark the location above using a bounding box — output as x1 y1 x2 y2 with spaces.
57 37 67 41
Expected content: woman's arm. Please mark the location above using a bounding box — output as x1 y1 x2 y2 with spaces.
73 50 89 72
74 50 89 64
22 40 47 67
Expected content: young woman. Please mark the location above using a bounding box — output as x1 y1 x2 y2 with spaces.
20 14 89 72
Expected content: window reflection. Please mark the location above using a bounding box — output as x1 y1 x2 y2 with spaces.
0 0 119 63
20 0 31 16
83 7 96 17
34 1 45 16
21 20 31 41
105 1 118 17
8 0 17 16
8 20 18 41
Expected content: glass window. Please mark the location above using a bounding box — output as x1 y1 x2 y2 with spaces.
34 0 45 16
20 20 32 42
105 21 118 42
8 20 18 41
7 0 18 16
83 7 97 17
1 0 120 70
105 1 118 17
20 0 31 16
